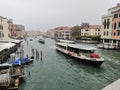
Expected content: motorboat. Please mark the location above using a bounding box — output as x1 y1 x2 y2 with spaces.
38 38 45 44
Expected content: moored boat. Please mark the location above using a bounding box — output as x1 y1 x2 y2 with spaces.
56 42 104 66
0 63 22 90
38 38 45 44
21 56 34 65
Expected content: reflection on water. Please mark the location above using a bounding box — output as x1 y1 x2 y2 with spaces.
19 37 120 90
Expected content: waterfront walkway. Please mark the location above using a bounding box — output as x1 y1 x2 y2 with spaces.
102 79 120 90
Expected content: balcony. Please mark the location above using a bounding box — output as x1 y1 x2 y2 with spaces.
116 27 120 30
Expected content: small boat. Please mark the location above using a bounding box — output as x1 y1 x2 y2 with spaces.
21 56 34 65
38 38 45 44
0 62 22 90
10 51 34 66
30 39 33 41
56 42 104 66
13 56 34 65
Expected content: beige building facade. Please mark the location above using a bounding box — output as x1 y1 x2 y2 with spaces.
0 16 10 40
81 25 101 36
14 24 25 39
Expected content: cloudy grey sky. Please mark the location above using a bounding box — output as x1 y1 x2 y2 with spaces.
0 0 119 32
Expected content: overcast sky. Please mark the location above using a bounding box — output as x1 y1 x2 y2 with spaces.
0 0 119 32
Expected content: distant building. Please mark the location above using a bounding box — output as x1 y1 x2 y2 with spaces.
0 16 25 40
101 15 113 40
26 30 43 36
54 26 72 40
0 16 10 40
14 24 25 39
81 25 101 36
8 19 15 38
46 29 55 38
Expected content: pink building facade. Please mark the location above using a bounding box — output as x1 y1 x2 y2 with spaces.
112 10 120 40
100 4 120 49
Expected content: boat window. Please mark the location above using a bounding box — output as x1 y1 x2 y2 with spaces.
57 44 66 49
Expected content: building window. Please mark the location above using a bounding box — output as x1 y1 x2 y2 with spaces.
0 32 4 38
0 32 1 37
103 19 107 29
114 14 118 18
98 29 100 31
107 19 110 29
104 31 106 35
118 32 120 36
112 24 113 29
119 13 120 18
114 23 117 29
85 29 89 31
0 25 3 30
114 32 116 36
107 31 109 36
119 22 120 28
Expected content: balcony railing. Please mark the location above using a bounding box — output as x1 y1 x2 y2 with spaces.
116 27 120 30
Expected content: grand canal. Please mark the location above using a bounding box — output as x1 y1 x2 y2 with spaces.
19 37 120 90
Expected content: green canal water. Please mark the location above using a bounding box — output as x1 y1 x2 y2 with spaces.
19 37 120 90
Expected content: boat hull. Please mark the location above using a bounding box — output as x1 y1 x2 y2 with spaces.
22 59 33 65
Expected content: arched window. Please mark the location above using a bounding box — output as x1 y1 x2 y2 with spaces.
104 31 106 35
114 32 116 36
0 25 3 30
107 31 109 36
119 22 120 28
118 32 120 36
104 19 106 29
114 23 116 29
107 19 110 29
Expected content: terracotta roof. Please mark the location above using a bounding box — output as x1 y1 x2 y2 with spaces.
89 25 101 29
54 26 71 30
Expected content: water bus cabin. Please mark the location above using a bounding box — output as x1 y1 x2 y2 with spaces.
56 43 104 66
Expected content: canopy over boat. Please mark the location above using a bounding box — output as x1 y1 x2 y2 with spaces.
0 63 12 67
13 59 21 65
0 42 16 51
22 57 28 63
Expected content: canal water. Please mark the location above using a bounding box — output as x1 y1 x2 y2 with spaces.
19 37 120 90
